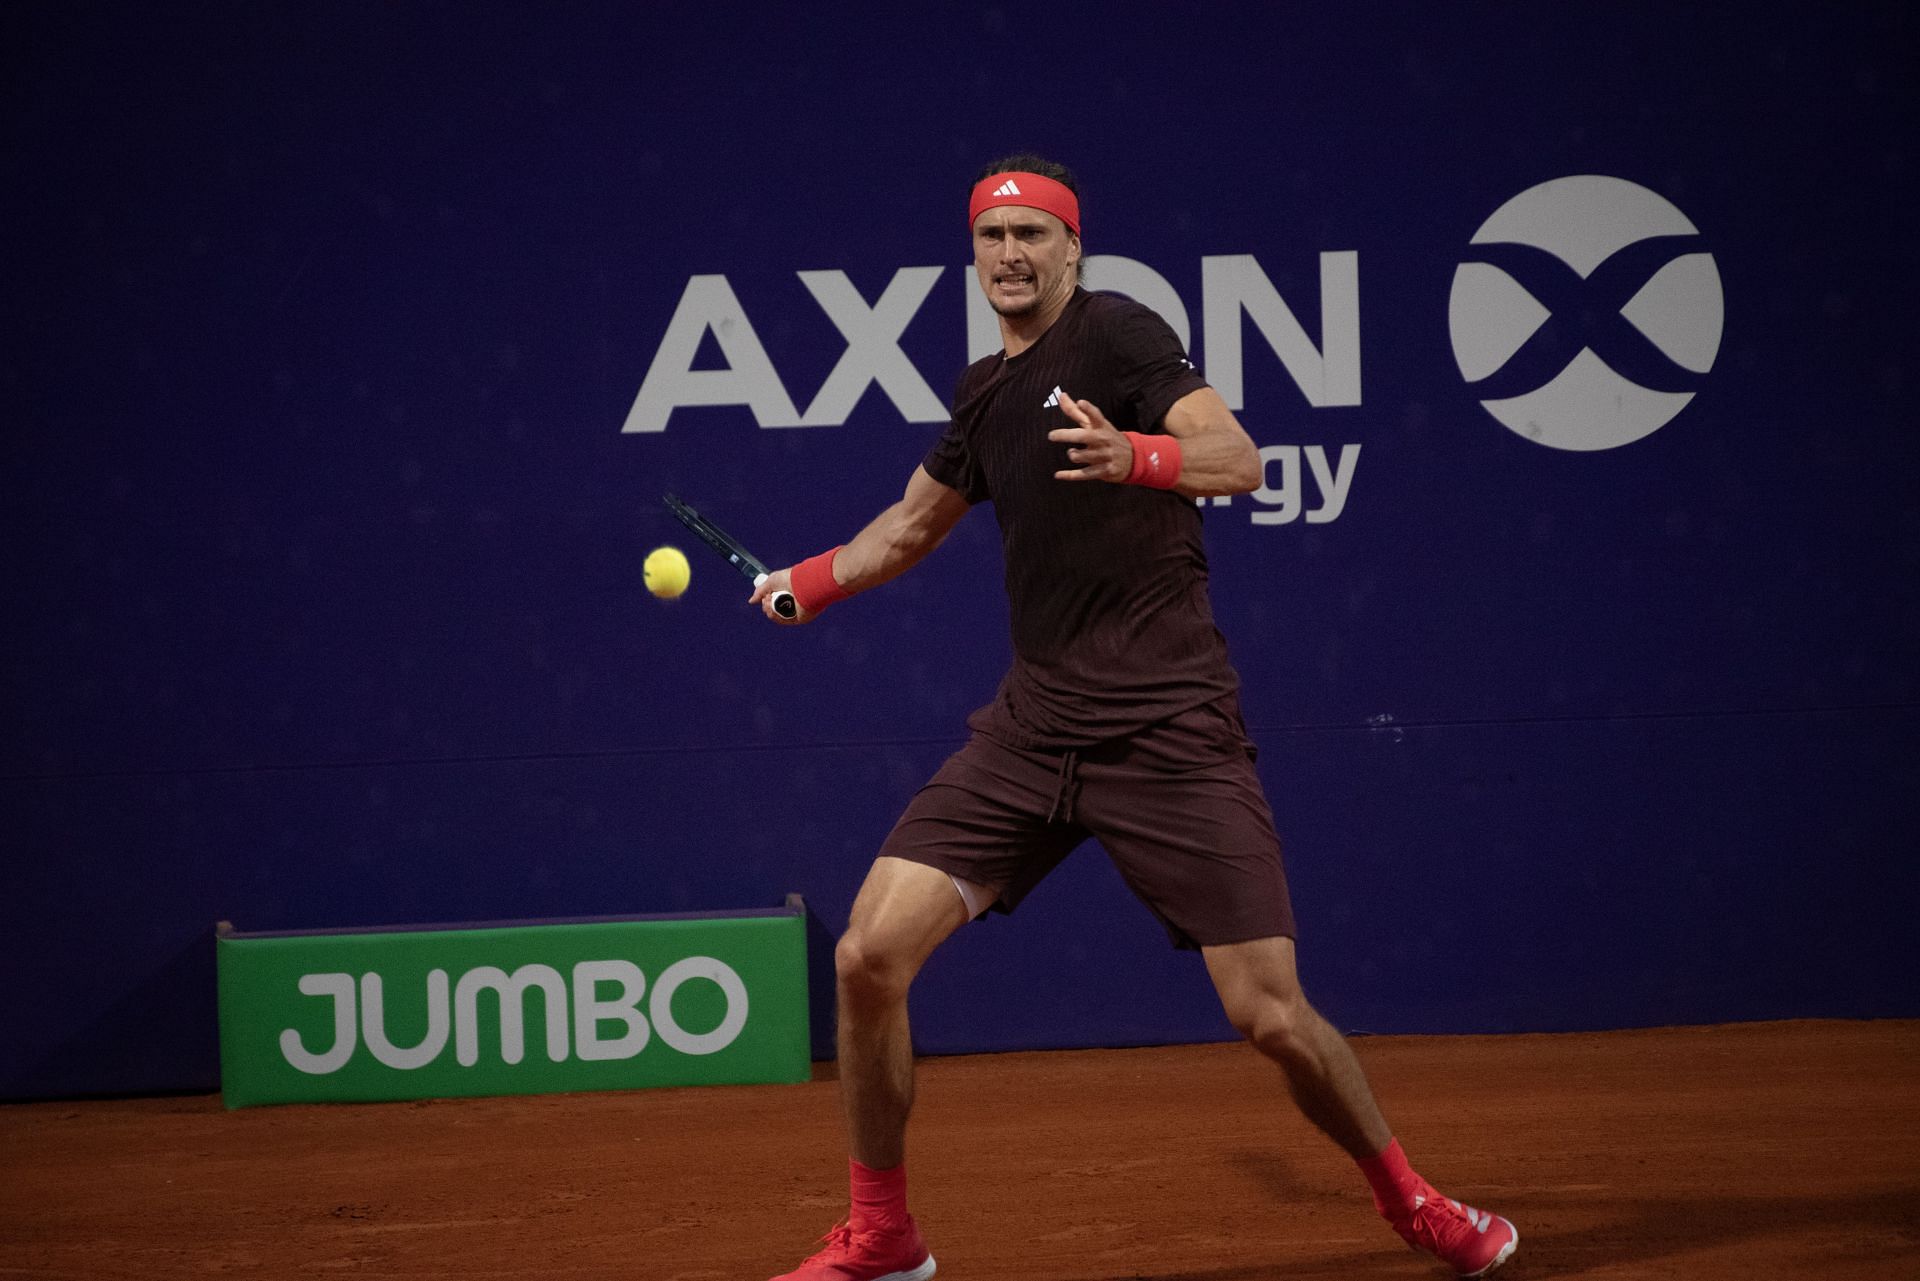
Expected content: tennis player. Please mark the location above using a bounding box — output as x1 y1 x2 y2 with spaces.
750 155 1519 1280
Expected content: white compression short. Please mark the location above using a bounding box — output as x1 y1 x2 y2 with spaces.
949 873 998 921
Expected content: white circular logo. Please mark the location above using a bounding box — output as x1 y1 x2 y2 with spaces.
1448 175 1724 451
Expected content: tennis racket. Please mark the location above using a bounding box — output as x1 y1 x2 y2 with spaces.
661 493 798 619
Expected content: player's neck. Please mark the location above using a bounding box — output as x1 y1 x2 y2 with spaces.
998 284 1079 358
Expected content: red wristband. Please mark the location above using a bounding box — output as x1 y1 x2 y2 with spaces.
789 547 850 613
1123 432 1182 489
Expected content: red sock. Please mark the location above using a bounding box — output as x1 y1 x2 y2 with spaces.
849 1158 908 1233
1356 1139 1422 1218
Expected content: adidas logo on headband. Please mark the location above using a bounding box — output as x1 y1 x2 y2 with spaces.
991 179 1022 197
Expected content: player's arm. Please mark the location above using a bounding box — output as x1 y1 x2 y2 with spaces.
1049 385 1262 498
835 464 973 590
749 464 972 623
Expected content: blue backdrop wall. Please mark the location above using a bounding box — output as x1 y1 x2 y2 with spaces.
5 2 1916 1099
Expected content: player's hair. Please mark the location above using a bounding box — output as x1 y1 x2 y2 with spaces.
974 153 1079 197
974 153 1086 283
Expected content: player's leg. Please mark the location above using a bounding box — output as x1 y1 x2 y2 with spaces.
772 733 1079 1281
768 856 959 1281
838 730 1084 1160
1204 937 1517 1276
835 854 970 1168
1073 718 1392 1152
1201 935 1390 1156
835 731 1080 1164
1077 698 1519 1277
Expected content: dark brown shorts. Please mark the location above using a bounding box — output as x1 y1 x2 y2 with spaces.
877 695 1296 949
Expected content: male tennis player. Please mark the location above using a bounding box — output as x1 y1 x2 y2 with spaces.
749 155 1519 1280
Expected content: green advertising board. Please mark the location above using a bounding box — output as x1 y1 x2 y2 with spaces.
217 897 810 1108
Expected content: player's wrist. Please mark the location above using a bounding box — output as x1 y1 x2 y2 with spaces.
790 546 851 613
1122 432 1182 489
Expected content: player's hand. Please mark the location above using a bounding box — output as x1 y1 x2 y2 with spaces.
1047 391 1132 483
749 568 814 625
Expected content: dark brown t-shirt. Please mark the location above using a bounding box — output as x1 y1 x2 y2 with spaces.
922 288 1241 749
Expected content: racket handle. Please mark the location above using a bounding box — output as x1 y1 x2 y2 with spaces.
753 573 800 620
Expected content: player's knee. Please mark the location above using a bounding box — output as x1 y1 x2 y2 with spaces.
1227 989 1313 1061
834 929 913 1005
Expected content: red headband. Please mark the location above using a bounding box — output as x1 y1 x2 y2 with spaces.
968 171 1081 236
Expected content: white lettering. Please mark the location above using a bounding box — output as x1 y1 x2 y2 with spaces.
1201 253 1361 409
359 970 450 1070
571 959 651 1061
453 964 569 1067
622 274 803 431
1249 444 1362 525
1304 444 1361 523
798 267 948 424
277 957 747 1074
631 252 1365 430
649 956 749 1056
280 973 357 1075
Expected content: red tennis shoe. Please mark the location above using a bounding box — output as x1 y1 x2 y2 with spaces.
1385 1181 1518 1277
768 1216 935 1281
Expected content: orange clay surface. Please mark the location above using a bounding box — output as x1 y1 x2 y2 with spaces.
3 1019 1917 1280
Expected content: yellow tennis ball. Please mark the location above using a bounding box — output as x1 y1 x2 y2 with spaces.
644 545 690 599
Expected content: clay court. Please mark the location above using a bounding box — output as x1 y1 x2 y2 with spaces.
5 1019 1916 1280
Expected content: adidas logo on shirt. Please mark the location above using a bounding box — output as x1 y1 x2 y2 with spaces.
992 179 1022 197
1042 386 1063 409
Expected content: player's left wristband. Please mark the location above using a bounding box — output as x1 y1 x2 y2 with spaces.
1123 432 1183 489
789 546 851 613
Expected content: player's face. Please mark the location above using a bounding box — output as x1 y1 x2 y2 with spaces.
972 206 1081 318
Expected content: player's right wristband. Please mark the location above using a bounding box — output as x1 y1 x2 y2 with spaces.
789 547 851 613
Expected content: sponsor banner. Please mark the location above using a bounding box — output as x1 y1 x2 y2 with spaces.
216 900 810 1108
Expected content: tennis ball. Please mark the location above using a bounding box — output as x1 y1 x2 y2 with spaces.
644 545 690 599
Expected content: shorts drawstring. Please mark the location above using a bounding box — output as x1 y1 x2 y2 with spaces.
1045 749 1079 824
